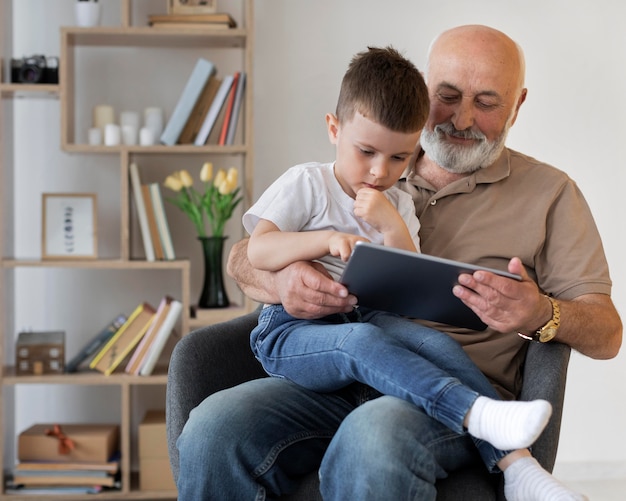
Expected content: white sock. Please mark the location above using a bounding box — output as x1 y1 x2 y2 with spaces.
504 456 588 501
467 396 552 450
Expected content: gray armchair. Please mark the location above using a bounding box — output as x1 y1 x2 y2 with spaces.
167 310 571 500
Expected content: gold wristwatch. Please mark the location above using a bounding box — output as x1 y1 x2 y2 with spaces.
518 295 560 343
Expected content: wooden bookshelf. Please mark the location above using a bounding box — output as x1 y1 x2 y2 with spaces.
0 0 255 499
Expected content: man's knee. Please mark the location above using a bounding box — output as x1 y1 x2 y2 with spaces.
319 396 444 500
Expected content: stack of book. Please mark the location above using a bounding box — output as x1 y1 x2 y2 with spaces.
159 57 247 147
65 297 183 377
7 458 120 495
129 162 175 262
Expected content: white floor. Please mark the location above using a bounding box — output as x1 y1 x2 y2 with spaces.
564 478 626 500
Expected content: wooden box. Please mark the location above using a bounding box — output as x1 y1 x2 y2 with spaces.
15 331 65 375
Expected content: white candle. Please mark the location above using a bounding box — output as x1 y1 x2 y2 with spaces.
88 127 102 146
104 124 121 146
122 125 138 146
139 127 155 146
93 105 114 131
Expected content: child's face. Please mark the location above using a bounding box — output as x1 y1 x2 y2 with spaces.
327 111 421 199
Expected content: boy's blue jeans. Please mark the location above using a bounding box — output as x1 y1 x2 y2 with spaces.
176 306 511 500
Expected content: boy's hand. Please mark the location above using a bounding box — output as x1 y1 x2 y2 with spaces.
328 233 369 261
354 188 404 234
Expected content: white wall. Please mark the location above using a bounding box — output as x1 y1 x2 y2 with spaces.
9 0 625 475
252 0 626 472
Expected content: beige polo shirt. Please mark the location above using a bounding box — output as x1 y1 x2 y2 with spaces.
398 148 612 399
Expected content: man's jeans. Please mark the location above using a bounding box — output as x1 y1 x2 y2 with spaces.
177 379 507 500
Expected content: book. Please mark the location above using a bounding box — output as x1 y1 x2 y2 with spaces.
225 71 246 145
160 58 216 146
129 163 155 262
16 460 119 474
218 72 240 145
142 184 164 260
150 22 231 30
148 13 237 27
65 314 127 373
139 299 183 376
12 470 116 487
124 296 173 375
89 303 156 376
178 75 222 144
5 485 104 495
193 75 234 146
148 183 176 260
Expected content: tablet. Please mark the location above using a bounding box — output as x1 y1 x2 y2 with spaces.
338 242 521 330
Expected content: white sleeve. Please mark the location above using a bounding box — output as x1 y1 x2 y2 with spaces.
242 165 318 235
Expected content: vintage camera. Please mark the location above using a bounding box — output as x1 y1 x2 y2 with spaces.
11 55 59 84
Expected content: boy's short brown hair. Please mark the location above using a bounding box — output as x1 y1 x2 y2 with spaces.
336 46 429 133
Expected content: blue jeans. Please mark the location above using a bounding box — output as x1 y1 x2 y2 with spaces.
252 305 505 442
177 379 494 500
176 306 510 499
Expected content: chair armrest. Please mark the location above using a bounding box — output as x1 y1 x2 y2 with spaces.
519 341 571 472
166 310 264 482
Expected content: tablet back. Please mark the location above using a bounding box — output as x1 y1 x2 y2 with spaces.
339 242 520 330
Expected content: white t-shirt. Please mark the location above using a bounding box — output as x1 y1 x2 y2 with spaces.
243 161 421 281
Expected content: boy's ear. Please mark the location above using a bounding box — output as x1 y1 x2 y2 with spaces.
326 113 339 144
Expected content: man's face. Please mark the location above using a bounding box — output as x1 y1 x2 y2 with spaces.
327 111 421 198
421 46 524 173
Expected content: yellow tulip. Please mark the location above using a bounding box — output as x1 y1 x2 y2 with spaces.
179 169 194 188
213 169 226 189
226 167 238 188
200 162 213 182
164 174 183 192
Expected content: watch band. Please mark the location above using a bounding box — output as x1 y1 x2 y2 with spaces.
517 295 560 342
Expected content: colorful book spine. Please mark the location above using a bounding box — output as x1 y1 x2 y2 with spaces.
129 163 155 262
218 71 240 145
139 299 183 376
89 303 156 375
65 314 127 373
149 183 176 260
225 72 246 145
160 58 216 146
193 75 234 146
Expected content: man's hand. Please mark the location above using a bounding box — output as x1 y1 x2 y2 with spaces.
273 261 357 319
452 257 622 359
452 257 548 334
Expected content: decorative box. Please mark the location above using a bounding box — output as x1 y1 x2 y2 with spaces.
15 331 65 375
139 410 176 491
18 423 119 463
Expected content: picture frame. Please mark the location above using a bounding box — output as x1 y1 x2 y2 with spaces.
168 0 218 15
42 193 98 260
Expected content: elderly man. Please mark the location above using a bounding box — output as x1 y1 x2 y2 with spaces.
176 25 622 501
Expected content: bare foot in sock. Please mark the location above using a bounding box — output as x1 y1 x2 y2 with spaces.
466 396 552 450
504 456 589 501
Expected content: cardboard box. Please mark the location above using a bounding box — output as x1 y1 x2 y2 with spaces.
16 331 65 375
18 423 119 463
139 410 175 491
140 458 176 491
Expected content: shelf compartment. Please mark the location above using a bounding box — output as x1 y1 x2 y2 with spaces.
0 83 60 97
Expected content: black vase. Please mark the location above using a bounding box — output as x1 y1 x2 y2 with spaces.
198 236 229 308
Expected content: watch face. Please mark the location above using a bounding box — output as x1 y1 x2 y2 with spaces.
539 327 557 343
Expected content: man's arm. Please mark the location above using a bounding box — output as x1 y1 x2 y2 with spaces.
227 238 357 318
453 257 622 359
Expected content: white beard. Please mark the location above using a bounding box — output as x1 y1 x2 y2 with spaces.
420 120 510 174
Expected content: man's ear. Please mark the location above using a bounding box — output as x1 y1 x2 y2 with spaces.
326 113 339 144
509 88 528 127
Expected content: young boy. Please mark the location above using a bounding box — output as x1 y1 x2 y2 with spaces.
243 46 560 494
